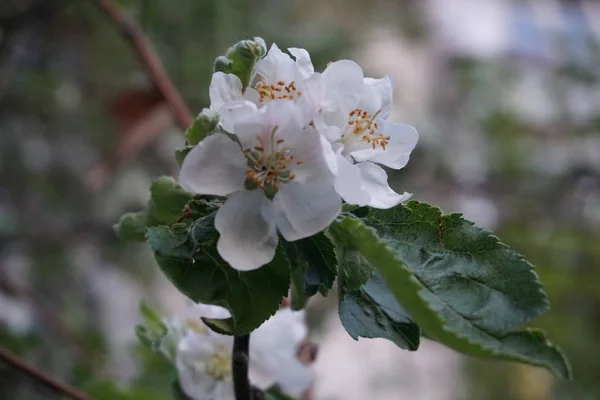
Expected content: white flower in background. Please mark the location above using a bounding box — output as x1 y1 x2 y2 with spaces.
176 305 311 400
314 60 419 209
209 44 317 131
179 100 340 271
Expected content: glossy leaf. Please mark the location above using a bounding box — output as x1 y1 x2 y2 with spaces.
329 216 572 379
146 215 290 335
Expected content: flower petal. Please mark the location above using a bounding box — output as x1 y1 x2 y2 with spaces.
351 120 418 169
256 43 295 83
288 47 314 77
209 72 243 110
191 304 231 320
215 191 278 271
333 151 370 207
219 99 258 134
356 162 412 209
179 134 246 196
274 181 341 242
362 75 394 118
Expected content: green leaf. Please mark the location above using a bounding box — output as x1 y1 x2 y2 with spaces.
282 232 337 297
139 300 167 335
329 216 572 379
113 211 147 242
146 216 290 335
369 201 548 335
339 271 420 351
214 37 267 88
146 176 194 227
185 108 220 145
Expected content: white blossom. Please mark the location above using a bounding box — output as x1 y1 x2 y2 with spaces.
175 305 311 400
179 100 340 271
209 44 318 131
314 60 419 209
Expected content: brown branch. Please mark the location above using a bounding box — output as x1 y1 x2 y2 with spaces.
0 347 92 400
91 0 193 131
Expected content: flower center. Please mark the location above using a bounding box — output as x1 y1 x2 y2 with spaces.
343 108 390 150
244 126 303 198
256 79 303 103
206 345 232 381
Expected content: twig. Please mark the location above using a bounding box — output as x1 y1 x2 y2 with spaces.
0 347 92 400
232 335 252 400
91 0 193 130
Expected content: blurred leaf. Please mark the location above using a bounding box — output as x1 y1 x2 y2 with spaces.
339 271 420 351
83 380 165 400
146 214 290 335
114 211 147 242
264 386 296 400
289 262 308 311
329 214 572 379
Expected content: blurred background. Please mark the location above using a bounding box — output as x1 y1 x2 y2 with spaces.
1 0 599 399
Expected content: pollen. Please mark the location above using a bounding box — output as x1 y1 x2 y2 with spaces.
344 108 390 150
206 345 233 381
256 79 303 103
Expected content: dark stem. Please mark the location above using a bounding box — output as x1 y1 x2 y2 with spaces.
232 334 252 400
0 347 92 400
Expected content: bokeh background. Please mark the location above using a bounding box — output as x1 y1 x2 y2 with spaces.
1 0 599 399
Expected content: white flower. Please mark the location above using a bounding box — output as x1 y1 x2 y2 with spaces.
209 44 318 131
175 305 311 400
179 100 340 271
314 60 419 209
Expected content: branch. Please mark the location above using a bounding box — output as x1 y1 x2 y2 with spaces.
232 335 252 400
91 0 193 131
0 347 92 400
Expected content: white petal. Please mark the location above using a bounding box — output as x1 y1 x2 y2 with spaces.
356 162 412 209
286 125 336 184
209 72 243 110
295 73 324 124
333 151 370 206
351 120 419 169
219 99 258 133
362 75 394 118
274 181 341 242
177 363 219 400
179 134 246 196
256 43 296 83
322 60 364 97
215 191 278 271
288 47 314 77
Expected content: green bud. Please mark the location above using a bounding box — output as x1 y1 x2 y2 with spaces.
214 37 268 88
175 145 193 166
185 108 220 145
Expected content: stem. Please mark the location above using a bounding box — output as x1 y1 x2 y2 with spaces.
232 334 252 400
0 347 92 400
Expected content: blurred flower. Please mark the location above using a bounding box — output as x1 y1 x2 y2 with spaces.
314 60 418 209
175 304 311 400
179 100 340 271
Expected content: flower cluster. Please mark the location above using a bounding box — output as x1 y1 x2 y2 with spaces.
179 44 418 271
166 304 311 400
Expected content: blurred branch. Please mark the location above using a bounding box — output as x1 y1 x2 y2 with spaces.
87 0 194 190
0 347 92 400
91 0 193 129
